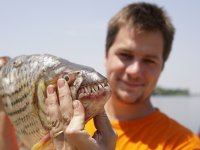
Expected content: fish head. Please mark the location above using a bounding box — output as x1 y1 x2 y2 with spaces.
38 60 111 123
58 64 111 122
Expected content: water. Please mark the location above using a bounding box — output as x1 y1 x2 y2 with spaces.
151 95 200 134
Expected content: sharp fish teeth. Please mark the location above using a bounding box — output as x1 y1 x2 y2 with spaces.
87 86 91 93
91 88 96 93
101 83 105 87
98 84 103 89
94 85 98 91
79 82 107 95
84 87 88 93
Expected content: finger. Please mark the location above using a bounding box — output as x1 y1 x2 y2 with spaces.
64 100 86 150
66 102 111 150
93 111 117 141
46 85 64 149
93 111 117 150
57 78 73 126
46 85 61 124
66 100 85 131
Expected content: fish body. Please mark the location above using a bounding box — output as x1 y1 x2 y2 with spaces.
0 54 111 148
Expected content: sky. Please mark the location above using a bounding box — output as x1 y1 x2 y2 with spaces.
0 0 200 94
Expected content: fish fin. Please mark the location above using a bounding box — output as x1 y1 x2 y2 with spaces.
31 134 53 150
0 56 11 69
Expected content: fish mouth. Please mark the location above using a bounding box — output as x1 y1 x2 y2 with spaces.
77 80 111 122
77 81 110 100
68 79 110 122
67 71 111 100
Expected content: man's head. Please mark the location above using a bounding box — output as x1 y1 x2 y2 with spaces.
105 2 175 67
104 2 175 104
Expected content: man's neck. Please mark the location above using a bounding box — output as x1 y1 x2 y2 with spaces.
105 96 155 122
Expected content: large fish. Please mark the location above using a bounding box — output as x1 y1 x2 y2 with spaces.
0 54 111 149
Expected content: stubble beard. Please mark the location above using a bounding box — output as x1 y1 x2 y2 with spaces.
114 88 145 105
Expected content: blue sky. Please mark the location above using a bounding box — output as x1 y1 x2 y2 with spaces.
0 0 200 94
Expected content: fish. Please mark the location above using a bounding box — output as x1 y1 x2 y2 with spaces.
0 54 111 149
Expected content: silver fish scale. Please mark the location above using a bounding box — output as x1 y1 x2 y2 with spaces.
0 54 62 147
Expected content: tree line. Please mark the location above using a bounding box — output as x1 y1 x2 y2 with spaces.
153 86 190 96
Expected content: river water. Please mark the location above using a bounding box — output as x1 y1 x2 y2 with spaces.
151 95 200 134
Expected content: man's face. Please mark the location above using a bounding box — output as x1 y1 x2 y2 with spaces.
105 26 164 104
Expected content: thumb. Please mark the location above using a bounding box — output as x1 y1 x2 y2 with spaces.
93 111 117 150
94 110 115 137
67 100 85 131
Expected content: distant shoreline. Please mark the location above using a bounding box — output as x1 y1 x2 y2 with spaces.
153 86 190 96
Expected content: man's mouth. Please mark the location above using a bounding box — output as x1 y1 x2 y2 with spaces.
120 80 145 90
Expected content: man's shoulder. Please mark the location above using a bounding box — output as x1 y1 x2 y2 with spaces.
157 110 198 138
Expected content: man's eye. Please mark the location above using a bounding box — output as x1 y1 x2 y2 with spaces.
118 53 132 60
144 59 156 64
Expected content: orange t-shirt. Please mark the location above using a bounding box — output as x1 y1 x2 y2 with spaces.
85 109 200 150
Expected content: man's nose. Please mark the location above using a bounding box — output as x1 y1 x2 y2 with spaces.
125 60 142 75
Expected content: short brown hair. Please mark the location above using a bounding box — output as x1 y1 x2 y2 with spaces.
105 2 175 64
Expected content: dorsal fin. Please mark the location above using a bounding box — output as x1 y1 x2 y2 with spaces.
0 56 11 69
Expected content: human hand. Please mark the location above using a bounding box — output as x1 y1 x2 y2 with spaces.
46 78 117 150
46 78 73 150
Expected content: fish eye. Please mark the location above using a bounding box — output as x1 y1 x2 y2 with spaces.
76 71 81 75
63 75 69 81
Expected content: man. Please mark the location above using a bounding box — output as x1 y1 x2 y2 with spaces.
48 2 200 150
85 2 200 149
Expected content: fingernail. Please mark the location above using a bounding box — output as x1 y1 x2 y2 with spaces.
47 86 55 94
73 100 79 109
58 79 65 88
